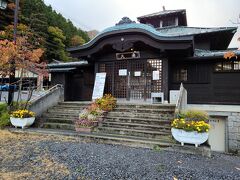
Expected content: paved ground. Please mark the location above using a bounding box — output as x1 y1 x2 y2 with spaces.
0 130 240 180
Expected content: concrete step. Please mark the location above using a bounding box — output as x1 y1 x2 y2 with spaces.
116 104 175 110
96 126 171 139
101 121 171 131
51 106 87 110
45 109 81 116
107 111 174 119
113 107 175 114
43 113 79 119
43 122 75 130
9 128 174 149
58 101 91 105
104 116 171 125
45 118 75 124
48 108 85 113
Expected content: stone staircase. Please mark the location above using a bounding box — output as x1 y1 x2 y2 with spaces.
42 102 90 130
41 102 176 148
94 104 175 143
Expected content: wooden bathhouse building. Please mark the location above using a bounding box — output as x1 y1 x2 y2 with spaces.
49 9 240 105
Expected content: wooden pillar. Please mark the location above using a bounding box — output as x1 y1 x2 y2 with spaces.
162 58 169 101
37 74 43 91
94 62 99 75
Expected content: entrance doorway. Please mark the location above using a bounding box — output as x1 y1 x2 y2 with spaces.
98 59 162 101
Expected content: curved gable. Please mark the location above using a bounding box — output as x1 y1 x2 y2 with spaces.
68 23 193 53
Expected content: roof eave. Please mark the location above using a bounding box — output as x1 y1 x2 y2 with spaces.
67 28 193 52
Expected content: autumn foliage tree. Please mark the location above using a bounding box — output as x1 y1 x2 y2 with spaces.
70 35 86 47
0 24 47 77
0 24 48 108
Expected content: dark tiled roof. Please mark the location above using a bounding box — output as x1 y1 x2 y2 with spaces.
49 68 76 73
48 61 88 68
157 26 237 36
67 23 193 52
137 9 186 19
194 49 240 57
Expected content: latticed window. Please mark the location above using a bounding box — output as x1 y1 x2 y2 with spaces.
173 68 187 82
215 61 240 72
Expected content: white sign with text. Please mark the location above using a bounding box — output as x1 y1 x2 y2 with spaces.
92 73 106 100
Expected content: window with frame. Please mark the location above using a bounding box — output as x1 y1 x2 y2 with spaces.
215 60 240 72
162 17 176 27
173 68 187 82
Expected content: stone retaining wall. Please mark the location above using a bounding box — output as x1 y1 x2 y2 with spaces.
227 112 240 153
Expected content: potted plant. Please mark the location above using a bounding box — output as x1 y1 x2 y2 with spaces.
75 103 103 132
10 109 35 129
75 118 96 133
75 94 117 133
171 109 210 147
95 94 117 112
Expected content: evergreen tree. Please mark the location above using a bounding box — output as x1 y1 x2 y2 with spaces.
20 0 90 62
46 26 70 62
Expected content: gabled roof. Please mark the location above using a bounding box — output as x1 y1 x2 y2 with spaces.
137 9 186 20
157 26 237 36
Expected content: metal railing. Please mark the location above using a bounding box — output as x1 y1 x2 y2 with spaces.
174 83 187 117
29 84 63 103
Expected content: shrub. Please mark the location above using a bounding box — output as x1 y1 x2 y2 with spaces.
178 109 209 122
95 94 116 112
0 103 7 112
0 112 10 128
0 103 10 128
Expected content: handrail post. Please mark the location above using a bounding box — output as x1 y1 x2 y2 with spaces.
174 83 187 118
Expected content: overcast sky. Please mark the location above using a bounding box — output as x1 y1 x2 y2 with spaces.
44 0 240 48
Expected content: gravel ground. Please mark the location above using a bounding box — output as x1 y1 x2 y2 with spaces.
0 130 240 180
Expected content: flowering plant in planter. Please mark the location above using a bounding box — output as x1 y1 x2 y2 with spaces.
11 109 35 118
95 94 117 112
171 109 211 147
75 94 117 132
171 118 210 133
75 103 104 132
75 119 95 128
10 109 36 129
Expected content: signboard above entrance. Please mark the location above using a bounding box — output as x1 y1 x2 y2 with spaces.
116 51 140 60
92 73 106 100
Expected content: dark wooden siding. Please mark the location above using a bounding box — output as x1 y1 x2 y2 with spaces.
169 59 240 105
51 66 94 101
66 66 94 101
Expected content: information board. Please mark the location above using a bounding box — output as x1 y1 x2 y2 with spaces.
92 73 106 100
152 70 160 80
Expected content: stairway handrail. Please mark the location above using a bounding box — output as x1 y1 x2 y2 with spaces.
30 84 63 103
175 83 187 117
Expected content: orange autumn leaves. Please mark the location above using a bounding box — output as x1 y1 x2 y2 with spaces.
0 24 47 77
224 51 237 60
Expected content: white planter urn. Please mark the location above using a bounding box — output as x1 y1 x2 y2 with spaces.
171 128 209 147
10 117 35 129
